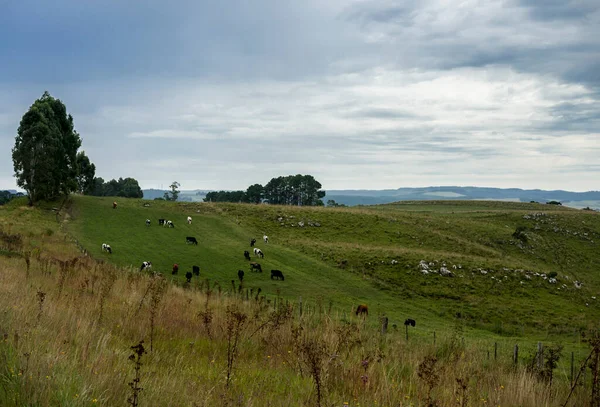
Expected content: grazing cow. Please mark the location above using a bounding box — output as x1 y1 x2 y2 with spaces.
244 250 251 261
250 238 256 247
270 269 284 281
145 219 151 227
165 220 174 228
238 269 244 282
101 243 112 254
187 216 192 225
263 235 269 244
355 304 368 317
140 261 152 271
172 263 179 275
250 262 262 273
253 248 264 258
186 236 198 245
185 272 193 283
158 219 165 226
112 201 117 209
192 265 200 276
404 318 416 327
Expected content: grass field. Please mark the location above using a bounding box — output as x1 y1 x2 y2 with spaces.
2 195 600 406
64 196 600 340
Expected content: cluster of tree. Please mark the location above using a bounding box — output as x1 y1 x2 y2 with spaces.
204 175 325 206
12 92 86 205
0 191 24 206
151 182 181 201
89 177 143 198
11 91 148 203
326 199 347 207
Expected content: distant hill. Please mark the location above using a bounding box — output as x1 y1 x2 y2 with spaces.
325 186 600 209
142 186 600 209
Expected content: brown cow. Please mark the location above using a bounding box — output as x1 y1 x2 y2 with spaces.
355 304 368 316
112 201 117 209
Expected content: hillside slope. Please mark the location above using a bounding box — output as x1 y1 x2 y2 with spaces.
66 196 600 338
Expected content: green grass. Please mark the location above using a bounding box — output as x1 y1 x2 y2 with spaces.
64 195 600 342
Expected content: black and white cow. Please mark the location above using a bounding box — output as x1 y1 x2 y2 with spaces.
404 318 416 327
186 236 198 245
244 250 251 261
187 216 192 225
185 272 193 283
238 269 244 282
140 261 152 271
253 248 264 258
192 265 200 276
101 243 112 254
263 235 269 244
270 269 284 281
158 219 166 226
165 220 174 228
145 219 151 226
250 238 256 247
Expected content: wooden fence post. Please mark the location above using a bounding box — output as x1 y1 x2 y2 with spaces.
433 331 436 346
494 342 497 361
537 342 543 371
514 344 519 365
299 296 303 318
381 316 388 335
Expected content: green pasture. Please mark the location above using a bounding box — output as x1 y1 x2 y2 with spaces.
62 196 600 344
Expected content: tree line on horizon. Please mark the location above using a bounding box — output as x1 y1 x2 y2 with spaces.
204 174 326 206
11 92 144 204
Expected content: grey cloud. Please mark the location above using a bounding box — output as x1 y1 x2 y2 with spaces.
517 0 598 21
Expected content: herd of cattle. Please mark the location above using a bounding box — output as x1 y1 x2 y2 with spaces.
102 213 284 284
100 206 400 321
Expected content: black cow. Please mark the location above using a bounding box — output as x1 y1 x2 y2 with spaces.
192 265 200 276
185 272 193 283
238 269 244 282
172 263 179 275
250 238 256 247
158 219 165 226
186 236 198 245
404 318 416 327
250 262 262 273
244 250 251 261
270 269 284 281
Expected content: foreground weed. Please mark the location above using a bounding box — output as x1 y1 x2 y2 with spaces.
225 304 247 389
127 340 146 407
36 290 46 324
149 275 167 352
98 268 117 324
417 355 440 407
300 336 328 407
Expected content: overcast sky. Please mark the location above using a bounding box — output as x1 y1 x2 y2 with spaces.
1 0 599 192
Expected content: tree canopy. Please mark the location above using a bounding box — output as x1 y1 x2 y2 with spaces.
12 91 82 204
89 177 143 198
204 174 325 206
76 151 96 195
163 181 181 201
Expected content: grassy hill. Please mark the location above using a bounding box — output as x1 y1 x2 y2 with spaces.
3 195 600 406
65 195 600 339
